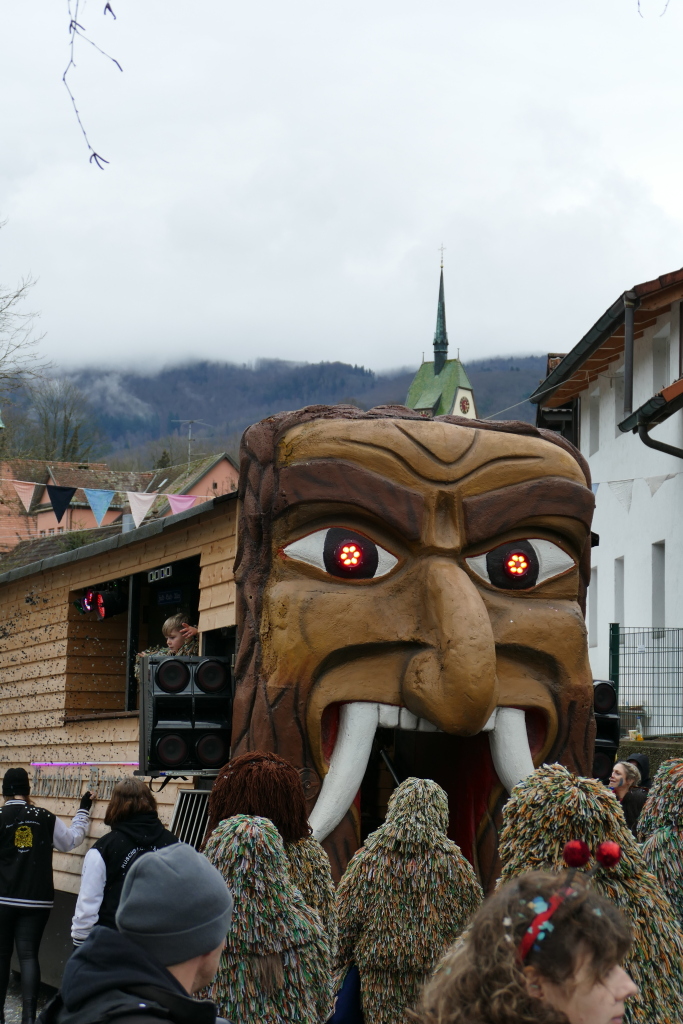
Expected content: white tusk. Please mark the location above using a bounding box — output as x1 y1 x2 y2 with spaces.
309 702 379 842
489 707 535 795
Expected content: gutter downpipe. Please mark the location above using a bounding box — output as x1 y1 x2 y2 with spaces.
637 418 683 460
623 292 638 416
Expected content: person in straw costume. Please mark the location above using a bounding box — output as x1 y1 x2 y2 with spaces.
335 777 482 1024
203 751 336 953
637 757 683 924
498 763 683 1024
201 814 332 1024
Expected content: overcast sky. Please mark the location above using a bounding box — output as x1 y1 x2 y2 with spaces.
1 0 683 373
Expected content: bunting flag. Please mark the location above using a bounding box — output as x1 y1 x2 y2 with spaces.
46 485 77 524
645 474 676 497
591 482 600 495
167 494 198 516
12 481 36 512
83 488 116 527
2 475 208 529
608 479 634 514
126 492 158 528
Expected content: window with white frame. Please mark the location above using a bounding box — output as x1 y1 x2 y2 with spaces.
652 541 665 627
589 389 600 456
613 374 625 437
614 557 624 625
653 330 671 395
589 566 598 647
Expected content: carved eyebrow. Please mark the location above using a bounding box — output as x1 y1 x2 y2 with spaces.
462 477 594 546
272 460 424 540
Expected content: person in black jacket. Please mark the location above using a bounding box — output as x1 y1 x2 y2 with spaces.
609 760 647 835
0 768 92 1024
71 778 177 946
40 843 234 1024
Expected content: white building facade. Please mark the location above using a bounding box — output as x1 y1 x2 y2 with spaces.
532 270 683 736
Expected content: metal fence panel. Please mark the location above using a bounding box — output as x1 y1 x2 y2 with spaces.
616 626 683 737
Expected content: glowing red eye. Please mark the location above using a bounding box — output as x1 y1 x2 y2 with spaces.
339 543 362 568
504 552 529 577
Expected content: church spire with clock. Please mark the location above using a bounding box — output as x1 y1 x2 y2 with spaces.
405 260 477 418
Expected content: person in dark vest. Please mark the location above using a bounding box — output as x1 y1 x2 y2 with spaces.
0 767 92 1024
71 778 177 946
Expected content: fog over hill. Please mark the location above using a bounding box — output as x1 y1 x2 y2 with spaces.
69 354 546 463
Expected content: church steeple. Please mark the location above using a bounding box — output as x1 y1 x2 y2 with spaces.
433 264 448 375
405 251 477 420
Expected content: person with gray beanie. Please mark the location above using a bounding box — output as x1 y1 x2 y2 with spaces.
38 844 234 1024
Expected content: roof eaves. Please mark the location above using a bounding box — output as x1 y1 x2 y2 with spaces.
0 491 238 587
529 293 627 405
618 377 683 433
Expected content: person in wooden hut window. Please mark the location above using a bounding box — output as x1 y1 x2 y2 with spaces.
135 613 199 680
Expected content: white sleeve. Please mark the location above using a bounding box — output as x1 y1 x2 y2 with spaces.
53 809 90 852
71 848 106 945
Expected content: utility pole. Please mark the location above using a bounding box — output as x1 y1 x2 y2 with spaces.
172 420 213 472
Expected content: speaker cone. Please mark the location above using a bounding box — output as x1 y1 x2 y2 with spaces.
156 734 188 767
196 733 228 767
196 660 229 693
157 660 191 694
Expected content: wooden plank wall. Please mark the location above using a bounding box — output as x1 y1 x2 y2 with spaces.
0 499 237 892
65 600 128 716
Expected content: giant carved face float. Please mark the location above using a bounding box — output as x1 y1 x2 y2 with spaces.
232 406 595 887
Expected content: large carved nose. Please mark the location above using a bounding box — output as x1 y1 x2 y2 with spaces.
401 557 498 735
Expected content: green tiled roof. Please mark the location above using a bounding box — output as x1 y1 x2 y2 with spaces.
405 359 473 416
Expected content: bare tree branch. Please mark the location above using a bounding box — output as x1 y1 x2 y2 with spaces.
63 0 123 169
0 278 49 396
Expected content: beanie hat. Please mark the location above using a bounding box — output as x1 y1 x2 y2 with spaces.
3 768 30 797
116 842 233 966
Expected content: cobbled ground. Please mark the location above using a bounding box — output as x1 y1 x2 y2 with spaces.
3 973 56 1024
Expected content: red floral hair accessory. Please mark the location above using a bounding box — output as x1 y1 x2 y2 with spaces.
517 840 621 963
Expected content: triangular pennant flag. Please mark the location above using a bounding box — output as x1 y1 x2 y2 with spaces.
167 494 198 516
126 492 158 528
645 474 675 497
12 481 36 512
46 485 77 524
591 482 600 495
608 479 634 514
83 488 116 527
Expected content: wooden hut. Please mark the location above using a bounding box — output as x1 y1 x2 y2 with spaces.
0 492 237 981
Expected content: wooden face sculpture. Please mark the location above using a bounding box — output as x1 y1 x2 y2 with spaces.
232 407 595 887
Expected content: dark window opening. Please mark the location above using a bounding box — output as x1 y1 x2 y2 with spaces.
126 555 201 711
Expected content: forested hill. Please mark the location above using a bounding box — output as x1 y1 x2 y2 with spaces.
72 354 547 459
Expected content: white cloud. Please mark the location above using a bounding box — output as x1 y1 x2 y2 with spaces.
0 0 682 372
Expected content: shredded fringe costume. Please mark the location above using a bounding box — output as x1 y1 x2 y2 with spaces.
499 763 683 1024
335 777 483 1024
637 758 683 924
284 836 337 956
201 814 333 1024
203 751 338 957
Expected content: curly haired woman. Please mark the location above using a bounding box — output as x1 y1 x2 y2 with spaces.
201 814 332 1024
335 777 482 1024
204 751 336 952
498 763 683 1024
412 870 637 1024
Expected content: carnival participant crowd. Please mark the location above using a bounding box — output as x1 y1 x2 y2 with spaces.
1 750 683 1024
